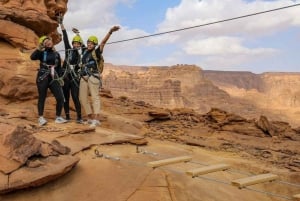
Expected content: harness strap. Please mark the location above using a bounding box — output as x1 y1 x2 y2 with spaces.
43 51 47 62
38 69 50 82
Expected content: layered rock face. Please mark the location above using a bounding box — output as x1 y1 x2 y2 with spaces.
0 0 67 49
262 72 300 107
103 64 229 111
102 65 300 126
203 70 265 92
103 65 187 108
0 0 67 100
204 71 300 108
204 71 300 125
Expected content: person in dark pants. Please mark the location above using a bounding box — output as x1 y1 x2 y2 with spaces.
30 36 67 126
59 21 83 123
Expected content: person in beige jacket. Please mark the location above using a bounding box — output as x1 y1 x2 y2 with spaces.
79 25 120 127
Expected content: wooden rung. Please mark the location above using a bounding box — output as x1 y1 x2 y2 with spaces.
293 194 300 201
147 156 192 168
231 173 278 188
186 164 230 177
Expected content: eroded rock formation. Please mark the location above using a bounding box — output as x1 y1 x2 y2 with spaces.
103 64 230 111
0 0 67 49
0 123 79 193
0 0 68 101
103 64 300 126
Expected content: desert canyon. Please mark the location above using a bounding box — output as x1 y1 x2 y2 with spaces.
0 1 299 201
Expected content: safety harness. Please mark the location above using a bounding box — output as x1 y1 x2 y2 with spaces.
38 51 64 86
62 48 81 88
80 49 101 84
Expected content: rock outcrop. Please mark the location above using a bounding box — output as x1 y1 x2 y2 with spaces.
0 123 79 194
144 107 300 171
0 0 67 49
0 0 68 101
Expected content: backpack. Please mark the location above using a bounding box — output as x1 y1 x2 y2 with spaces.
91 49 104 74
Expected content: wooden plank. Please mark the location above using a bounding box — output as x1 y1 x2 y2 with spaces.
293 194 300 201
147 156 192 168
186 164 230 177
231 173 278 188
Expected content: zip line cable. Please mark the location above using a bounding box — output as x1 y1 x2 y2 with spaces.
107 3 300 45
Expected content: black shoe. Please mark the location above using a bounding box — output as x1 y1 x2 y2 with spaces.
66 114 70 120
76 118 83 124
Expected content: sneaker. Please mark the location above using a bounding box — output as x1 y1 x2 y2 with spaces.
66 114 71 121
76 118 84 124
89 119 100 127
55 116 68 124
38 116 47 126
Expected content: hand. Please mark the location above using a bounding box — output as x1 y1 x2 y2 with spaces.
60 23 65 30
110 26 120 33
72 27 80 34
56 15 63 24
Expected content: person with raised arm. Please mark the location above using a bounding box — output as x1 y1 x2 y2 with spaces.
79 25 120 127
58 15 84 123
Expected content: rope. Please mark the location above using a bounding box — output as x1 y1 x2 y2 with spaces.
194 175 293 200
245 186 293 200
63 48 81 88
107 3 300 45
277 180 300 188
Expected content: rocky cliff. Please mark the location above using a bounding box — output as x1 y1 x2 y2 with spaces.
204 71 300 126
103 64 231 112
0 0 67 101
0 0 67 49
102 64 300 126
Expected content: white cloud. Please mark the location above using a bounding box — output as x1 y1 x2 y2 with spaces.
184 36 278 56
155 0 300 41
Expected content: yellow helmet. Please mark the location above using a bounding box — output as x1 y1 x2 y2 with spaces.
87 35 98 45
72 35 82 44
39 35 49 45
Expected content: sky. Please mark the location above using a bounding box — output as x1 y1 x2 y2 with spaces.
57 0 300 74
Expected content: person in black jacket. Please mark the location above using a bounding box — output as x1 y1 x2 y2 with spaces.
59 21 83 123
30 36 67 126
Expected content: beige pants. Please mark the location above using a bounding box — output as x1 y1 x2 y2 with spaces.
79 75 100 115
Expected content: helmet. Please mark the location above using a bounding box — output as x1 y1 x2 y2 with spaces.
87 36 98 45
72 35 82 44
39 35 49 45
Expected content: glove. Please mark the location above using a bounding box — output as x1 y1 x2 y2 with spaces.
56 12 63 24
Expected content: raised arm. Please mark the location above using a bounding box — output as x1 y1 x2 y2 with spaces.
98 26 120 52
